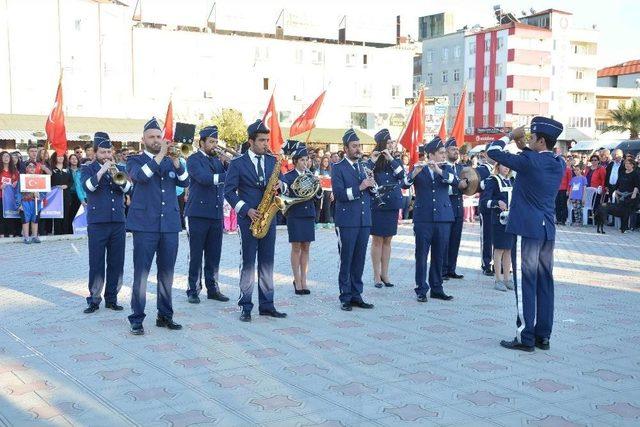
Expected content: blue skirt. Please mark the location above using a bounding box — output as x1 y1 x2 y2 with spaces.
287 216 315 243
492 222 514 250
371 209 399 237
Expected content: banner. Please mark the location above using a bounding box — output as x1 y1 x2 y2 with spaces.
320 176 332 191
2 185 19 219
72 205 87 235
40 187 64 219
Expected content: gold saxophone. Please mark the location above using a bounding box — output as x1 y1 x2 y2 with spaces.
250 155 285 239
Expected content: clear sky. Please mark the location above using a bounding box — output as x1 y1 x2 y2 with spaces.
131 0 638 69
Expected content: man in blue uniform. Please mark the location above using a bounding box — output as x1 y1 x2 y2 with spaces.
406 137 459 302
126 117 190 335
81 132 132 314
184 126 229 304
486 116 565 352
477 149 495 275
331 129 375 311
224 119 287 322
442 137 466 280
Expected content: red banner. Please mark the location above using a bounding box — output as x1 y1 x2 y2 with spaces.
289 91 326 137
45 78 67 156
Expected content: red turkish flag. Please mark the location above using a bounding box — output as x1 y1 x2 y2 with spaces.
262 93 284 153
45 79 67 156
398 89 425 166
289 91 326 137
438 116 447 141
451 90 466 147
162 99 174 142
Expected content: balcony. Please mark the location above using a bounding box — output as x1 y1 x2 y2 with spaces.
506 75 550 90
506 101 549 115
507 49 551 66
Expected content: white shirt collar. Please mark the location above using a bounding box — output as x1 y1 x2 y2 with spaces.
345 157 358 167
144 150 155 159
199 149 210 157
248 149 263 162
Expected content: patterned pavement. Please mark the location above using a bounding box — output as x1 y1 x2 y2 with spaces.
0 222 639 426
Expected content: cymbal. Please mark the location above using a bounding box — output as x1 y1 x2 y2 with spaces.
460 167 480 195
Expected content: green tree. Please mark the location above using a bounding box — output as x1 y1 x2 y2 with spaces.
200 109 247 149
604 98 640 139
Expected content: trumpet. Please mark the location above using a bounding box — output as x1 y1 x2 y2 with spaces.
109 164 128 186
168 143 193 158
213 146 240 159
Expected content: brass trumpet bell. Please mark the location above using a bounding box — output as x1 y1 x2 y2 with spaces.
109 165 128 186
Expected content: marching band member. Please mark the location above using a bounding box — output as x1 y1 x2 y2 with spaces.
476 149 495 276
367 129 404 289
184 126 230 304
486 117 565 352
283 144 321 295
331 129 375 311
406 137 460 303
126 117 189 335
224 119 287 322
81 132 132 314
479 163 515 292
442 137 465 280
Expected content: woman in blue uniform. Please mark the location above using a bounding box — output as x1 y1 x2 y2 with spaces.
283 145 322 295
480 163 515 292
367 129 405 288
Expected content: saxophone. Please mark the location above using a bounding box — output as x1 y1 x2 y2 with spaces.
250 155 285 239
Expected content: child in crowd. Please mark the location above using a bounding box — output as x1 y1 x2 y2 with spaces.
16 161 47 244
569 164 587 226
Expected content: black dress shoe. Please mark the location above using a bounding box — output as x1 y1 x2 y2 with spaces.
430 292 453 301
535 337 550 350
443 275 450 281
105 303 124 311
239 312 252 322
340 303 353 311
382 280 394 287
482 269 495 276
416 295 428 303
374 283 383 288
83 304 99 314
156 316 182 330
259 309 287 318
130 324 144 335
448 272 464 279
500 338 534 352
351 301 374 309
188 294 201 304
207 291 229 302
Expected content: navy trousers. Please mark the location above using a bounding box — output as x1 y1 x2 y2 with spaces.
414 222 451 297
237 217 276 313
86 222 125 306
186 216 223 297
443 216 463 275
479 206 493 270
512 236 555 346
335 226 370 304
128 231 179 325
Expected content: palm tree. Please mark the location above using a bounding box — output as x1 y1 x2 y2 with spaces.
604 98 640 139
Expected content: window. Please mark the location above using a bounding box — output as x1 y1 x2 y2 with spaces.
469 42 476 54
312 50 324 64
553 39 557 50
483 115 488 127
74 19 82 31
468 116 474 128
485 39 491 52
294 49 303 64
495 63 503 76
452 93 460 106
468 92 475 104
483 90 488 103
572 93 592 104
363 54 368 65
494 114 501 126
454 45 461 59
391 85 400 99
426 49 433 63
497 37 504 50
495 89 503 101
427 73 433 85
442 47 449 62
468 67 475 79
597 99 609 109
552 65 555 76
263 78 269 90
484 65 490 75
575 69 584 79
442 70 449 83
255 46 269 61
346 53 357 66
454 69 460 82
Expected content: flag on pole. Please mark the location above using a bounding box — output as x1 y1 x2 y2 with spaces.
438 115 447 141
289 91 326 137
45 77 68 156
163 99 174 142
262 92 284 153
451 89 466 147
398 88 425 166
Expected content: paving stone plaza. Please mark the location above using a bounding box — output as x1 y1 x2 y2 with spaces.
0 223 639 426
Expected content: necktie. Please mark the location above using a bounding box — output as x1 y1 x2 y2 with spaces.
256 155 264 186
